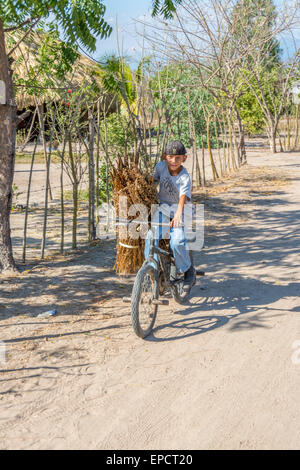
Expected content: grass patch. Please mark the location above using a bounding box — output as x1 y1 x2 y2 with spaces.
16 152 90 164
16 152 61 164
63 189 89 201
63 188 110 203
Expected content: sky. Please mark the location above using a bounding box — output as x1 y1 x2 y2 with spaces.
90 0 153 64
76 0 300 66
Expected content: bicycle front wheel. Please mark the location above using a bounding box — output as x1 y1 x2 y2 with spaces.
131 263 159 338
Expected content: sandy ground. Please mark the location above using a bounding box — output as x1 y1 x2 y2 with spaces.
1 149 300 449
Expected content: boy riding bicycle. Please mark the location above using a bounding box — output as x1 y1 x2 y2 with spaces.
144 140 196 289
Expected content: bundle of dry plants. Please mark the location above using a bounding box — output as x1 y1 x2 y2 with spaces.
110 154 159 275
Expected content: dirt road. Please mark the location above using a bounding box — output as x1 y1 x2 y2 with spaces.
1 151 300 449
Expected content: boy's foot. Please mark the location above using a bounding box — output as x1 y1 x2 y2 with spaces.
183 265 196 291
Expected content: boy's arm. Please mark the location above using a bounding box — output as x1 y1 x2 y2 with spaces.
153 163 161 192
170 194 187 228
153 177 160 198
170 172 191 227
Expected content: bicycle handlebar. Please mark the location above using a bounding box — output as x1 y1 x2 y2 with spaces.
114 218 185 228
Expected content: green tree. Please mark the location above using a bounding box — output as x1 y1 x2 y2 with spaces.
231 0 281 69
230 0 290 149
12 26 80 101
100 54 139 112
98 54 153 162
235 67 281 134
150 63 218 148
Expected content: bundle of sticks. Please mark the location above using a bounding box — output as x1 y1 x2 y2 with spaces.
110 155 158 275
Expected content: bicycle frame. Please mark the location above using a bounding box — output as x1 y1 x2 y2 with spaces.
144 227 183 293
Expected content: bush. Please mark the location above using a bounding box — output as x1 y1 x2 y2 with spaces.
100 112 134 150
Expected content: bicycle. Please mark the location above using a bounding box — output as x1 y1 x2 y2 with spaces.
120 218 204 339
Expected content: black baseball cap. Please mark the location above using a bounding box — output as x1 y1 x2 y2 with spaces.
164 140 186 156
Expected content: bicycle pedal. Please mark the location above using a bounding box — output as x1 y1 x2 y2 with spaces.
196 270 205 276
152 299 169 305
169 279 182 285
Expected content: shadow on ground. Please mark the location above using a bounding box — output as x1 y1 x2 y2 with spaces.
148 182 300 341
3 173 300 344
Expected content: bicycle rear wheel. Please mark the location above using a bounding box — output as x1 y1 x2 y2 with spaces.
131 263 159 338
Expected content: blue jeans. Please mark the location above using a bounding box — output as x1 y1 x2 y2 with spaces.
144 209 191 273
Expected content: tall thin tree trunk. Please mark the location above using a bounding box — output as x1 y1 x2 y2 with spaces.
155 116 162 165
195 150 202 188
88 109 96 241
40 109 55 260
191 114 201 187
294 104 299 150
72 181 78 250
36 104 53 201
234 104 247 164
58 137 67 254
0 20 17 272
103 111 110 230
282 119 286 151
22 139 38 263
68 133 78 249
96 101 101 226
226 123 231 172
60 149 64 254
214 118 223 176
221 119 228 174
201 135 206 187
148 112 153 165
207 116 219 180
269 127 277 154
277 131 284 152
229 120 237 170
20 108 37 152
232 123 241 169
286 111 290 151
187 94 197 189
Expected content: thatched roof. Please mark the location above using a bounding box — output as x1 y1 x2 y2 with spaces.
8 30 104 109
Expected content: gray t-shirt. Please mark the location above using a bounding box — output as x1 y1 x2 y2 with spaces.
153 160 191 205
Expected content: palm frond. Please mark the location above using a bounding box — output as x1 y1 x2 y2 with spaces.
151 0 183 19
